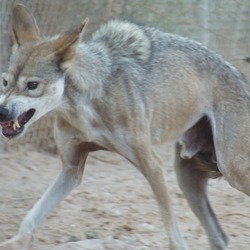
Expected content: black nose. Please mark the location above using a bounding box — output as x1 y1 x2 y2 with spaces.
0 106 9 122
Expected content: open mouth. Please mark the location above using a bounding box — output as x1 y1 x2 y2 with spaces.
0 109 36 138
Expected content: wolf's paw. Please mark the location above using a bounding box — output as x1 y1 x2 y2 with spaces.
0 234 32 250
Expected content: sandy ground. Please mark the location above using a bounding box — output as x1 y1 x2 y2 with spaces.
0 144 250 249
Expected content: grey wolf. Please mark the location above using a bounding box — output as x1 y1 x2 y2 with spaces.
1 4 250 250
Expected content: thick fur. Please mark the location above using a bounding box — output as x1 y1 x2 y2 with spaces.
1 4 250 250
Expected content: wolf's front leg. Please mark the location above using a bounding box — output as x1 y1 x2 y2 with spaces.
19 124 90 235
112 136 189 250
19 163 87 235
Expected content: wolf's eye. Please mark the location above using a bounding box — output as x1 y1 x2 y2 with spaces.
3 79 8 87
27 81 39 90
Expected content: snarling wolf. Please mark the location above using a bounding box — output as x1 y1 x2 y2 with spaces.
1 4 250 250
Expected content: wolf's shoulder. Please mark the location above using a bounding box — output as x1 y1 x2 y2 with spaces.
90 20 152 63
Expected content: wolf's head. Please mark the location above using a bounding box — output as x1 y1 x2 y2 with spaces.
0 4 88 138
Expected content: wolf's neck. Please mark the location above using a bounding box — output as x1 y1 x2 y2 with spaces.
64 42 111 102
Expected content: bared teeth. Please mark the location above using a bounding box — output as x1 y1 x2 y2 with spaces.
14 118 21 128
12 119 20 131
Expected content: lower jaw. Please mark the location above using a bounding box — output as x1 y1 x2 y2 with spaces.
2 127 24 139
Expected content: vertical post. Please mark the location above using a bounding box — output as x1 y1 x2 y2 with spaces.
200 0 210 46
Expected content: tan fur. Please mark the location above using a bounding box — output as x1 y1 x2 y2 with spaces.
50 18 89 68
2 4 250 250
12 4 40 45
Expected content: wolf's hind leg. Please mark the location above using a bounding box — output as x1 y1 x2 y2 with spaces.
174 143 228 250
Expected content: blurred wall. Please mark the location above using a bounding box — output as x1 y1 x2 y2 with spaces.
0 0 250 151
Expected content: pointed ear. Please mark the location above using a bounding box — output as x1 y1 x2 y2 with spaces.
51 18 89 69
12 4 40 46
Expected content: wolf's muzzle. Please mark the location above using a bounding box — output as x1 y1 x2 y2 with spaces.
0 108 36 138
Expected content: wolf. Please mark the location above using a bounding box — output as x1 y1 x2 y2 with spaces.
1 4 250 250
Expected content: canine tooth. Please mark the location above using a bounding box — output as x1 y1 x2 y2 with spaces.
13 123 17 131
14 119 21 128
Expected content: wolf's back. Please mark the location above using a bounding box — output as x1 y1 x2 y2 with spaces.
90 20 244 86
90 20 151 64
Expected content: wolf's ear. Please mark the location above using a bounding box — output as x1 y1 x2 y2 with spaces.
50 18 89 69
12 4 40 46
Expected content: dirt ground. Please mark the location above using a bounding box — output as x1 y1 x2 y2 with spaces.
0 144 250 249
